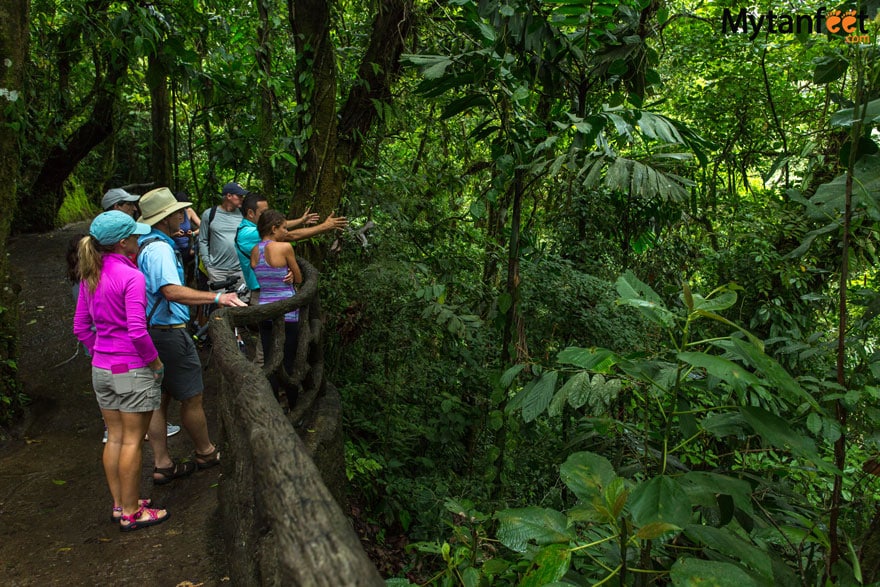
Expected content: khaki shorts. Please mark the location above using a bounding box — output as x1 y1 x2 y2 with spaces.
92 365 162 413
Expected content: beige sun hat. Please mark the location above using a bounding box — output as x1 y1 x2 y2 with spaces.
138 187 192 225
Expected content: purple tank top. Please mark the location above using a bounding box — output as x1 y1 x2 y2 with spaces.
253 241 299 323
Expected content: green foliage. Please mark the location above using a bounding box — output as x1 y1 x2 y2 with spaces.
427 277 867 584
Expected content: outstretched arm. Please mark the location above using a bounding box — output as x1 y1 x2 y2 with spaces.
160 284 247 307
285 207 320 230
284 212 347 242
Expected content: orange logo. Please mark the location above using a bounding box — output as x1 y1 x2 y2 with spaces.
825 9 859 33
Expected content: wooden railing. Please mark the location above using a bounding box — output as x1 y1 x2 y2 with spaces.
207 258 383 586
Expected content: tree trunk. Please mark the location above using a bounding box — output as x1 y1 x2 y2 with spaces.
20 47 129 232
148 53 173 187
0 0 29 427
288 0 340 217
257 0 276 198
335 0 413 170
288 0 413 217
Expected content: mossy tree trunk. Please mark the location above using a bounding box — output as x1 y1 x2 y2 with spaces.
0 0 29 428
287 0 414 217
256 0 276 199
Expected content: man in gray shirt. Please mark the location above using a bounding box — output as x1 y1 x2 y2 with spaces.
198 182 247 285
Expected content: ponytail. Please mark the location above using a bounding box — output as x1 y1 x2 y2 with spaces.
76 235 113 293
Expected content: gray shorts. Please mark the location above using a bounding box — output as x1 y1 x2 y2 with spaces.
92 366 162 412
149 328 204 401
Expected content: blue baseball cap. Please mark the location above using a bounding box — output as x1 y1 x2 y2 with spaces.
90 210 151 245
222 182 249 197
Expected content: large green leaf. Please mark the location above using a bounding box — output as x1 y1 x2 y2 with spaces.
628 475 692 529
726 338 821 411
740 406 837 474
522 371 558 422
806 154 880 221
700 411 747 438
677 352 763 397
556 347 617 370
520 544 571 586
616 271 676 328
500 363 526 388
401 54 453 79
679 471 753 515
684 525 772 580
829 97 880 127
637 111 686 144
549 371 590 416
496 507 574 552
604 157 691 201
689 290 737 312
670 558 759 586
560 451 617 502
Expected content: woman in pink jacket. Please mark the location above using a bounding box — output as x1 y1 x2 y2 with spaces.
73 211 170 531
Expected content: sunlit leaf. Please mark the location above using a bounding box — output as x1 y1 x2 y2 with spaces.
520 544 571 586
496 507 574 552
560 451 617 502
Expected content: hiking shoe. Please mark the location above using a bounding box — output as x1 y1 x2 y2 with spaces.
166 423 181 437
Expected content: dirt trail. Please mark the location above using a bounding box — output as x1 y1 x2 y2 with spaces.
0 223 229 586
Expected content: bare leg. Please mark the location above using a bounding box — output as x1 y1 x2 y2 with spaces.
249 290 264 367
180 393 215 456
118 410 152 516
101 409 123 507
148 394 174 472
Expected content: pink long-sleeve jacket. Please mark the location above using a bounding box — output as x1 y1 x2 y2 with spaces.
73 253 158 370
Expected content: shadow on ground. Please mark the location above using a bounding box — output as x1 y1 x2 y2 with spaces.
0 223 230 586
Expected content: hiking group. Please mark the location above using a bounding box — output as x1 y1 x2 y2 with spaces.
71 184 346 532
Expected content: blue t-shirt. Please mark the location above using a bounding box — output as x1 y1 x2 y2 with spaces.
138 229 190 326
235 219 261 291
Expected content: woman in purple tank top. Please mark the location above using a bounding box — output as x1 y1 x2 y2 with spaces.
250 209 303 410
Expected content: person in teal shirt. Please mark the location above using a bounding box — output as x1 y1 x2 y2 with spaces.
235 192 348 293
235 192 345 366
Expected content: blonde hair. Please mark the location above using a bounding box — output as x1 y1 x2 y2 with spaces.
76 236 115 293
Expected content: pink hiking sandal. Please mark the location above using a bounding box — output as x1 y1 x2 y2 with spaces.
119 505 170 532
111 498 152 523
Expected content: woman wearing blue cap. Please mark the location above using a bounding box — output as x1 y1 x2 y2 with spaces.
73 211 170 531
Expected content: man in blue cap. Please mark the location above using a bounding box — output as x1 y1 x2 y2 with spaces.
197 182 248 288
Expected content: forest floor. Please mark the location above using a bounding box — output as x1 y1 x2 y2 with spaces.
0 222 229 586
